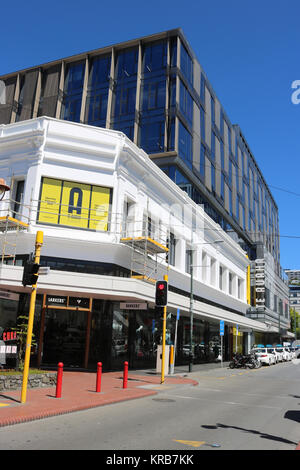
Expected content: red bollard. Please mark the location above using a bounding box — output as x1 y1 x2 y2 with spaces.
123 361 128 389
96 362 102 393
56 362 64 398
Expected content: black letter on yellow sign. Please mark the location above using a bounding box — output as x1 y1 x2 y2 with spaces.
68 188 83 215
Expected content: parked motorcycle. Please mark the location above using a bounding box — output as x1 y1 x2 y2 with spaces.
229 353 260 369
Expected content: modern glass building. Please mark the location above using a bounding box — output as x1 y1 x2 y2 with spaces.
0 28 289 335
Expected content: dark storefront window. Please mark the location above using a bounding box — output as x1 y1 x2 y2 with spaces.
178 317 222 364
42 308 87 367
0 298 18 331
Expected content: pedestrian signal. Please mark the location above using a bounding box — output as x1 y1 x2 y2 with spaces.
155 280 168 306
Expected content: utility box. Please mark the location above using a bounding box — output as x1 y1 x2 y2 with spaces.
156 345 170 375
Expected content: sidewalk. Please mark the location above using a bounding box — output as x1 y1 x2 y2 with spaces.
0 368 198 427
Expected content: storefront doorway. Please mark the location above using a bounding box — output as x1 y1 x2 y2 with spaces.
38 295 92 369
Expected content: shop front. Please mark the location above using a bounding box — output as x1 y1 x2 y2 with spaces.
38 296 232 370
1 292 232 371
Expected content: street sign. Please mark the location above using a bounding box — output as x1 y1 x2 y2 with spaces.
177 308 180 320
220 320 224 336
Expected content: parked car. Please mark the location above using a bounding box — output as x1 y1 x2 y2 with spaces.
286 347 296 359
275 345 292 361
267 347 283 363
290 346 300 358
250 347 276 366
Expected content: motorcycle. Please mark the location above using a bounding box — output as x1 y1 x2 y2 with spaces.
229 353 260 369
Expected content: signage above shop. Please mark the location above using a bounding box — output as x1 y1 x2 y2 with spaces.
46 295 68 306
120 302 148 310
46 295 91 310
68 297 90 309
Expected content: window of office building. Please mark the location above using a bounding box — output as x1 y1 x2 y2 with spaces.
200 107 205 141
61 61 85 122
220 173 225 201
200 144 205 179
220 142 225 170
211 95 215 126
179 80 193 128
167 117 175 151
15 71 39 122
139 42 167 154
38 65 61 118
200 73 205 103
111 48 138 140
166 232 176 266
180 44 193 86
185 247 192 274
170 37 177 67
211 131 215 162
142 41 167 73
139 118 165 154
178 121 192 168
85 55 111 128
141 80 166 111
13 180 25 219
228 188 233 216
211 164 216 193
219 265 224 291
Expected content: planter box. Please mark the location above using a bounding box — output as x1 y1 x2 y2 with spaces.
0 372 57 391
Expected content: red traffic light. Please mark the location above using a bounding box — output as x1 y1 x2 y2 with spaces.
155 280 168 306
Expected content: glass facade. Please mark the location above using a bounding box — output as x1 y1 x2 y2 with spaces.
85 55 111 128
111 48 138 140
61 61 85 122
1 295 231 371
0 29 281 267
139 41 167 154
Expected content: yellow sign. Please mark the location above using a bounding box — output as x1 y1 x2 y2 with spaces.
38 177 112 231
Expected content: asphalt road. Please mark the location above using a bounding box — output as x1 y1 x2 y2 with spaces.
0 360 299 451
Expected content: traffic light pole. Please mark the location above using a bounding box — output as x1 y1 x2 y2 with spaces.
21 231 43 404
160 274 168 384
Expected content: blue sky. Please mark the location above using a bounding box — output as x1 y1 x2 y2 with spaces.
1 0 300 270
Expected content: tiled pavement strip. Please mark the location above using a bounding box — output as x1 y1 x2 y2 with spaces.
0 369 198 427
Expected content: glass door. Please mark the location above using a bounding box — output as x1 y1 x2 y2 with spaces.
42 308 87 368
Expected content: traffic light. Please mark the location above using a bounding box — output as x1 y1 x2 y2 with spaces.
22 260 40 286
155 280 168 306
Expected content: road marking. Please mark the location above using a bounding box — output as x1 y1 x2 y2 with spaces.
173 439 206 448
0 403 10 407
